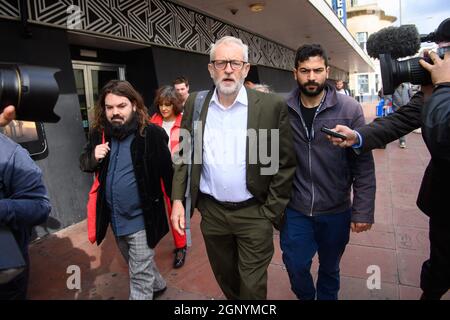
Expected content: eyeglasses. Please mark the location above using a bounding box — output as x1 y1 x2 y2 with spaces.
211 60 248 70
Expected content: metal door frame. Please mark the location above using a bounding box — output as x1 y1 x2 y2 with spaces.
72 61 126 115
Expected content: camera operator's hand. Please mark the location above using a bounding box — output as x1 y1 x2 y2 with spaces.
0 105 16 126
328 125 359 148
419 51 450 85
94 142 110 162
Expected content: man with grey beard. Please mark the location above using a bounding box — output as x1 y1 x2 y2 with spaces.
170 36 296 299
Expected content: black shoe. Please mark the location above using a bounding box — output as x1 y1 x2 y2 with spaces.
420 292 441 300
173 246 187 269
153 286 167 300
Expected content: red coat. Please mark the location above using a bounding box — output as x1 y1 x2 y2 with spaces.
149 113 182 155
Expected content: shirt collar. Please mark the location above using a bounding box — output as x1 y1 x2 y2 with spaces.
210 85 248 110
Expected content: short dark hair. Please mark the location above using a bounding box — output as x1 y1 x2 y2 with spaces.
294 44 328 68
153 85 183 116
173 76 189 87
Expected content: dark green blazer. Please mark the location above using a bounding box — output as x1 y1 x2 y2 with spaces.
172 88 296 227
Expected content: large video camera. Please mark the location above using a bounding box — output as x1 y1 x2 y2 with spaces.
0 63 60 122
367 18 450 95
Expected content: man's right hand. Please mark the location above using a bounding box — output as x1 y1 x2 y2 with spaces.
328 125 359 148
0 105 16 126
171 200 185 236
94 142 110 161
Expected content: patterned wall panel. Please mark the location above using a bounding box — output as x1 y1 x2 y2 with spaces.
0 0 295 70
0 0 19 18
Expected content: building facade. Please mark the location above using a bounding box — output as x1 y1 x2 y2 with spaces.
345 0 397 100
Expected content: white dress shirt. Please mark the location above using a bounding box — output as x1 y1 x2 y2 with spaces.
199 86 254 202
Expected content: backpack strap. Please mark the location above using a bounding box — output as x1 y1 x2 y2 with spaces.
192 90 209 124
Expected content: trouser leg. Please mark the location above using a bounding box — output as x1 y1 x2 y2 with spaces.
199 197 273 299
315 210 351 300
116 229 166 300
280 208 317 300
420 216 450 299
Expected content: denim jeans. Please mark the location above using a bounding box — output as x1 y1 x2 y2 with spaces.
280 207 351 300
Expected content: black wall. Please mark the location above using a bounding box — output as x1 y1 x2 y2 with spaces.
151 46 211 91
0 19 91 237
125 48 159 114
256 65 296 94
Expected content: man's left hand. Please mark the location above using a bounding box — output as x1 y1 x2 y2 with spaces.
0 105 16 126
351 222 372 233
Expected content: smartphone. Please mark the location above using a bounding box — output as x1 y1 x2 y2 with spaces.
320 126 347 140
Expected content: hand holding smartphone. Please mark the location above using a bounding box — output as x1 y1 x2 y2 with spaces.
320 126 347 140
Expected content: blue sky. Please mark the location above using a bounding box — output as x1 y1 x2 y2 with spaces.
377 0 450 35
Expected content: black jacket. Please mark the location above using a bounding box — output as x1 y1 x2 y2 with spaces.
357 85 450 218
79 124 173 248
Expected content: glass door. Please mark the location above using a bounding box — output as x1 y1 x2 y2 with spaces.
72 61 126 138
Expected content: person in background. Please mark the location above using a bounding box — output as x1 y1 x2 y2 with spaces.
252 83 272 93
335 80 350 96
173 76 190 108
150 85 187 268
392 83 412 148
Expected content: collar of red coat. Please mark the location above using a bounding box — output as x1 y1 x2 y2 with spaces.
149 113 182 128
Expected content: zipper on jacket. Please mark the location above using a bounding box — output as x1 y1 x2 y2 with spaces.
295 93 327 216
308 141 315 216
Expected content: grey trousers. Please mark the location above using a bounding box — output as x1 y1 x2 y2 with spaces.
115 229 166 300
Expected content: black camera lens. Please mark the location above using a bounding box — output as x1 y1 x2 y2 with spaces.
379 54 432 95
0 64 60 123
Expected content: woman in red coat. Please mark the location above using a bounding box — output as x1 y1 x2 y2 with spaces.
150 85 186 268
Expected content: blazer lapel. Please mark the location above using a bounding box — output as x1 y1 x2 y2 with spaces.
246 88 262 172
246 88 262 132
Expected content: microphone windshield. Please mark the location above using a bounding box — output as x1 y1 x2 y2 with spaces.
366 24 421 59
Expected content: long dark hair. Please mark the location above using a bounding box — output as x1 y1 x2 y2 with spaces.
93 80 148 135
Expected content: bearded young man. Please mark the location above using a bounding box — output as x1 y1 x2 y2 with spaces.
170 36 296 300
79 80 173 300
280 44 376 300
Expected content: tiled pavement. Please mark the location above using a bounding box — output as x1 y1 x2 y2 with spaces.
27 102 449 300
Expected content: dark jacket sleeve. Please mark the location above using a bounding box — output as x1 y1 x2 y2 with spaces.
0 146 51 230
150 125 174 198
260 98 297 228
79 130 101 173
421 84 450 162
358 92 424 153
348 104 376 224
171 94 195 200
